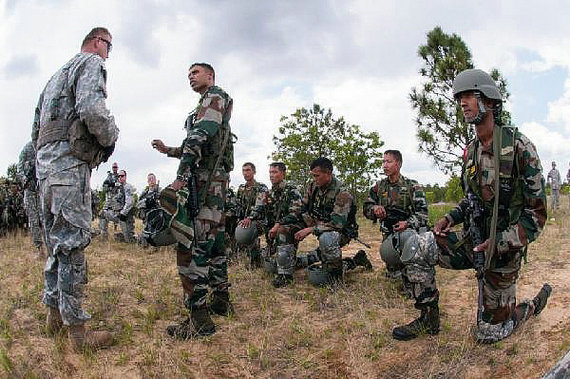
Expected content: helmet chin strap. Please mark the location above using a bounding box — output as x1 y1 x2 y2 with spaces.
470 92 487 125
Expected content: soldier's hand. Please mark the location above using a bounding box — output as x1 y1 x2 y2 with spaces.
393 220 408 232
294 227 313 242
269 223 279 239
170 179 185 191
151 139 168 154
433 217 451 236
373 205 387 220
473 239 489 253
239 217 252 228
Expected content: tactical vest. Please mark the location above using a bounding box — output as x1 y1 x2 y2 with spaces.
307 180 358 237
375 177 415 216
462 126 522 234
36 54 109 168
186 86 235 174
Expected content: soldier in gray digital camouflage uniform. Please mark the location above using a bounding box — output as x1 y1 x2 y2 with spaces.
547 161 561 210
17 141 44 256
99 169 136 242
31 27 119 351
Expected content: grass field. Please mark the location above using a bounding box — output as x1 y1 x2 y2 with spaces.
0 201 569 378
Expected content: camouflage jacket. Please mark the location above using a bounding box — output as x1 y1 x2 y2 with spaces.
17 141 37 191
31 53 119 179
167 85 233 180
103 172 121 210
547 168 561 190
250 180 303 228
363 174 428 232
236 180 268 219
299 176 355 236
447 126 547 255
118 182 136 216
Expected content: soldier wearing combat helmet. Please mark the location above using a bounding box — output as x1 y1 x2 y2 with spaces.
392 68 552 343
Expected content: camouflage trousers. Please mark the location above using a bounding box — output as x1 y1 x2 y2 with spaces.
39 164 92 325
551 189 560 209
176 176 229 310
98 209 135 242
403 230 534 326
24 189 43 248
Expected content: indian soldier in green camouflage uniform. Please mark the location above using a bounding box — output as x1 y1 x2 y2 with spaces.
288 157 358 284
363 150 428 276
17 141 44 256
152 62 233 338
31 27 118 351
235 162 268 267
392 69 551 343
246 162 304 287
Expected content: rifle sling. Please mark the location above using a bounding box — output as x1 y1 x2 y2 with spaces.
486 124 502 270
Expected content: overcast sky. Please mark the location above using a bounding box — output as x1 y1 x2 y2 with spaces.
2 0 570 192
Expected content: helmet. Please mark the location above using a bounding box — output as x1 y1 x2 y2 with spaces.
452 69 502 101
306 263 329 287
379 229 417 268
142 208 176 246
234 221 258 246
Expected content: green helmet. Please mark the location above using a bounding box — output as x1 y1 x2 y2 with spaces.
306 263 329 287
452 69 502 101
234 221 258 246
142 208 176 246
380 229 417 268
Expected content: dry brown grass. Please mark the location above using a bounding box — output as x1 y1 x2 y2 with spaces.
1 208 569 378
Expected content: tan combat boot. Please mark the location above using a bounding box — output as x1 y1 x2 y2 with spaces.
46 306 63 336
69 324 113 352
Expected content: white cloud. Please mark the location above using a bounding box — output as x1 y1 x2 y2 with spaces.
3 0 570 192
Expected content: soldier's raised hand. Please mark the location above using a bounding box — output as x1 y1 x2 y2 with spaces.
151 139 168 154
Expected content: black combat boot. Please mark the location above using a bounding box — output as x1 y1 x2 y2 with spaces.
209 291 234 316
392 304 440 341
327 268 344 287
273 274 294 288
353 250 373 270
533 283 552 316
167 308 216 339
248 253 262 270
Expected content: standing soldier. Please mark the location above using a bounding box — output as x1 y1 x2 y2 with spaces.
547 161 561 210
363 149 428 282
151 62 234 338
31 27 118 351
136 173 161 245
235 162 268 268
244 162 304 287
99 169 136 242
17 141 44 256
392 69 551 343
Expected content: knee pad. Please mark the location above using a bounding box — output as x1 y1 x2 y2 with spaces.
401 231 438 266
318 232 342 262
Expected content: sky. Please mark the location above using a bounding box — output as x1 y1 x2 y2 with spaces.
2 0 570 193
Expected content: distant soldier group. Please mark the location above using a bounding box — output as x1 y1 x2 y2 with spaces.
15 27 553 356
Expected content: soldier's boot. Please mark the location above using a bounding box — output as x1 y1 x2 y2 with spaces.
248 252 262 269
533 283 552 316
273 274 294 288
353 250 373 271
327 268 344 287
46 306 63 336
69 324 113 352
166 308 216 339
210 291 234 316
392 304 440 341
